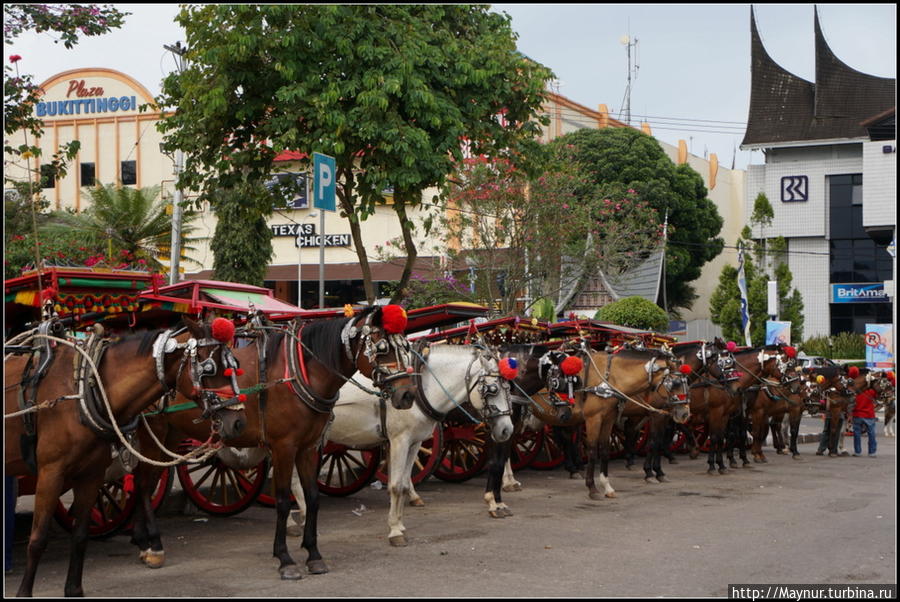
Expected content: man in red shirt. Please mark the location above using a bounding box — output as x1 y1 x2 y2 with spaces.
852 388 878 457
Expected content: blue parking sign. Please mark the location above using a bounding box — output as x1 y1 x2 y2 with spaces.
313 152 336 212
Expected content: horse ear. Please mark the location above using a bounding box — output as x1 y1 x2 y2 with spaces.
183 316 205 339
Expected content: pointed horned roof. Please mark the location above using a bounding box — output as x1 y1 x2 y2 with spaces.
742 6 895 149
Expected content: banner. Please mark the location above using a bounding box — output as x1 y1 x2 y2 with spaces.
864 324 894 369
737 242 752 346
766 321 791 345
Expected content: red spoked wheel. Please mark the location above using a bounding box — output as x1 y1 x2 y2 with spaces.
510 425 544 471
669 427 689 453
317 442 380 496
433 422 489 482
375 424 443 486
176 439 268 516
54 475 138 539
693 424 712 453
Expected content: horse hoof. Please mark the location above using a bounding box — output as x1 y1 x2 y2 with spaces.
307 559 329 574
645 477 659 484
500 507 513 517
657 475 669 483
389 535 408 547
409 498 425 507
605 491 617 499
489 509 506 519
279 565 304 580
828 453 837 458
792 454 801 460
668 458 678 465
286 524 304 538
776 449 787 455
139 549 166 569
502 483 522 492
718 468 729 475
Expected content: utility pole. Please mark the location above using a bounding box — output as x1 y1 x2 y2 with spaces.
164 41 187 285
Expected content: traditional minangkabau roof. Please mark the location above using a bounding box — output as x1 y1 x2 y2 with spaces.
741 6 896 149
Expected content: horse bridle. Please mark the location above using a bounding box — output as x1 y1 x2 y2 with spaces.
464 346 513 422
151 328 244 420
340 311 414 402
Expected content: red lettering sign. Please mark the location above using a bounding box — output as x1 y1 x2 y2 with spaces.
66 80 104 98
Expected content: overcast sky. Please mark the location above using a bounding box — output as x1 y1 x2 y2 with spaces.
5 4 896 170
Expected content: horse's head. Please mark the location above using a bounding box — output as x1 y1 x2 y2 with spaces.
471 347 515 443
654 347 692 424
347 305 416 410
161 317 248 439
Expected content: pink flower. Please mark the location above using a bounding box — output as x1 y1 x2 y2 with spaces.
9 55 22 63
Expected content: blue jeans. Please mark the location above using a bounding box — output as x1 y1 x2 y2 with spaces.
853 417 877 455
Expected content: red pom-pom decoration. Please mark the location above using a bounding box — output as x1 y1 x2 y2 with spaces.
236 368 244 376
726 341 737 352
560 356 584 376
847 366 860 378
211 317 235 343
381 304 408 334
498 357 518 380
679 364 693 375
224 368 234 377
238 394 247 403
783 346 797 358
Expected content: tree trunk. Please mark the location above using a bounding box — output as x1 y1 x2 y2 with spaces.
390 190 418 304
337 167 376 304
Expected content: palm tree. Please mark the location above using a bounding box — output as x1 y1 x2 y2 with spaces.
44 184 199 272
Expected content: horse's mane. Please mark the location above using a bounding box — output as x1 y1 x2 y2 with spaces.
610 347 666 360
268 307 377 369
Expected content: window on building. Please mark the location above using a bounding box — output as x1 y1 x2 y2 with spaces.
121 160 136 186
81 162 95 187
40 164 55 189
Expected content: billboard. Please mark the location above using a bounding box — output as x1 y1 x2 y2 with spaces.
765 321 791 346
831 283 889 304
865 324 894 369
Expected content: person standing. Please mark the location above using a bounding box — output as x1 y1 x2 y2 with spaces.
852 388 878 458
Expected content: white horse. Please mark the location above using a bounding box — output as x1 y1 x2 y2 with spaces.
288 343 515 546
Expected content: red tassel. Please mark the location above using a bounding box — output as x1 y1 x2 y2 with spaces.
381 304 408 334
679 364 692 375
224 368 233 377
499 357 518 380
211 318 235 342
238 394 247 402
560 356 583 376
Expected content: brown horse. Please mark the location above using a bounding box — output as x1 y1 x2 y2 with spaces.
573 344 689 499
129 305 417 580
5 317 240 597
744 346 802 463
805 365 860 456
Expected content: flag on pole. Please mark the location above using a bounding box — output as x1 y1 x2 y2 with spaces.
737 241 752 346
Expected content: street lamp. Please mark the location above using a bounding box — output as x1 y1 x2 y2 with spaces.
297 211 318 307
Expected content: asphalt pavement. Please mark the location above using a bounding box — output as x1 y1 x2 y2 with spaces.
5 422 896 598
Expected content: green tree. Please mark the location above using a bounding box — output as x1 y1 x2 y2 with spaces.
594 296 669 332
709 193 804 345
556 127 724 312
210 184 274 287
43 184 197 273
156 4 553 304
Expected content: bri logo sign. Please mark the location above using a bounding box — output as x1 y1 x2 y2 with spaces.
831 283 889 304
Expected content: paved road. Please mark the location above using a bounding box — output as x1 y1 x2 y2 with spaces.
6 435 896 598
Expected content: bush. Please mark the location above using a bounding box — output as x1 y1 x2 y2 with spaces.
594 296 668 332
799 332 866 360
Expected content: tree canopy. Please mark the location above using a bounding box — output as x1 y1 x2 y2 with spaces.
157 4 553 301
556 127 724 312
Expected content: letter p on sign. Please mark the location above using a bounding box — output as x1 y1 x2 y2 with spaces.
313 152 336 212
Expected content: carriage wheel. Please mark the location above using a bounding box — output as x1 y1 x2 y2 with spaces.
608 425 627 459
669 428 688 453
693 424 712 453
317 442 380 496
54 474 138 539
529 425 572 470
176 439 269 516
510 425 544 471
433 422 489 482
375 424 443 486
